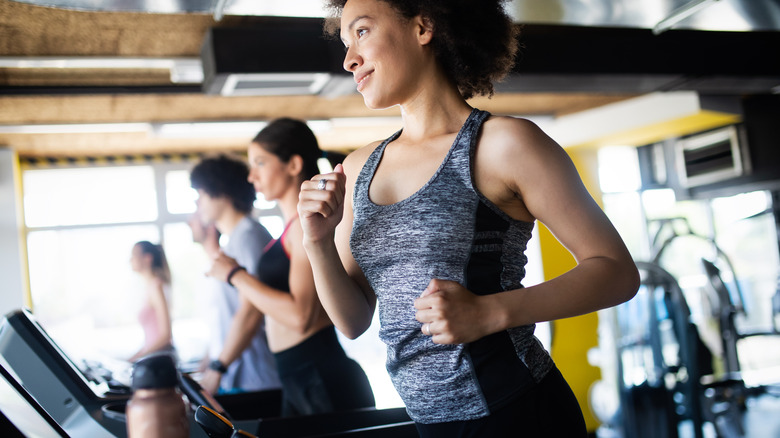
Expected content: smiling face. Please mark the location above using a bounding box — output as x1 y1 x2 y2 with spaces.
340 0 432 109
247 142 299 202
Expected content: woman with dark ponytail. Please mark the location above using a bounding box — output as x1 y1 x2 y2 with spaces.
207 118 374 417
129 241 174 362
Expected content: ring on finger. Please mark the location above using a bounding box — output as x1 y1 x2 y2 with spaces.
422 323 431 336
317 178 327 191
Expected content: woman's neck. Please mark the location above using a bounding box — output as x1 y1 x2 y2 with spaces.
142 272 158 285
277 185 301 223
399 82 472 142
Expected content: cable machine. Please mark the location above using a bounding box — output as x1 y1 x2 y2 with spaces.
594 217 780 438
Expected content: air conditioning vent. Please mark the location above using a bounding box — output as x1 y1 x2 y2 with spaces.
676 125 747 188
220 73 332 96
200 21 349 97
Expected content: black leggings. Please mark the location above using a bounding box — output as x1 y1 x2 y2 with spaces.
415 366 587 438
273 326 376 417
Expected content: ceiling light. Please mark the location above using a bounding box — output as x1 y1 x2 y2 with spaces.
151 121 267 139
0 123 151 134
0 57 203 83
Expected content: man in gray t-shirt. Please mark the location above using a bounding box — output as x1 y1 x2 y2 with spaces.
190 155 280 394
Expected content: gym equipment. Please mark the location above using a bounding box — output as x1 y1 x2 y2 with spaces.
595 215 780 438
0 309 418 437
609 262 707 438
0 308 140 437
195 405 255 438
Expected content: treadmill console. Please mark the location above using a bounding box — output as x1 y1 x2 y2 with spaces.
0 309 208 437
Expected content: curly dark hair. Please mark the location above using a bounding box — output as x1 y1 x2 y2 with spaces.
323 0 519 100
190 154 256 214
252 118 345 181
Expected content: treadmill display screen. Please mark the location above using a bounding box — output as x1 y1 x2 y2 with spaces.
0 309 121 437
0 361 66 438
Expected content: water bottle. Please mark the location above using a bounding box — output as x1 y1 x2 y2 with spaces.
126 354 189 438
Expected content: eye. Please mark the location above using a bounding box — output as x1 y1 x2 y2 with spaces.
357 28 367 38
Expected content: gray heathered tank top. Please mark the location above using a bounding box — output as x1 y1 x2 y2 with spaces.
350 108 554 423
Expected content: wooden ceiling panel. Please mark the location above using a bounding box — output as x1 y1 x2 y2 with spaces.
0 92 635 155
0 67 172 86
0 0 636 156
0 94 396 124
1 0 209 57
0 0 281 57
0 93 634 125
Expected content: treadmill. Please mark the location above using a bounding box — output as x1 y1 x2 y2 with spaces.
0 308 210 437
0 309 417 437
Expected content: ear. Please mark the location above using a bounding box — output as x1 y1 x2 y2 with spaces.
288 154 304 177
414 15 434 46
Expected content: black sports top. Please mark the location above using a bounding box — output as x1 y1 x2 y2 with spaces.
256 218 296 293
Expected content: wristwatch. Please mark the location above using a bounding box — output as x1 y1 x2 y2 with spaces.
209 359 228 374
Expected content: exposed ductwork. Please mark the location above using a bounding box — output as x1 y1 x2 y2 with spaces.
6 0 780 97
9 0 780 33
499 24 780 95
198 16 780 97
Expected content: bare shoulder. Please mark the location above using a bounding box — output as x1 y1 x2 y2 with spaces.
149 278 167 299
342 140 383 182
284 217 306 258
476 115 568 182
479 115 558 156
150 276 165 290
473 115 581 221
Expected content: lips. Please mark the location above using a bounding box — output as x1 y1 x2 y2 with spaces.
355 70 373 92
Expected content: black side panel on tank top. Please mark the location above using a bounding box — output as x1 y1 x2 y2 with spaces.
465 200 534 411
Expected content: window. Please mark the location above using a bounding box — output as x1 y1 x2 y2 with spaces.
23 163 209 365
24 166 158 227
165 169 197 215
21 159 404 408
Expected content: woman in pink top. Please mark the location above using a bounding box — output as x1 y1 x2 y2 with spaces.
129 241 174 362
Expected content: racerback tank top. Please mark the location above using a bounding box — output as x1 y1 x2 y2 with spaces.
350 108 553 423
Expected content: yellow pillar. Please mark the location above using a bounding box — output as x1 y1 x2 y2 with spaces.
540 147 603 433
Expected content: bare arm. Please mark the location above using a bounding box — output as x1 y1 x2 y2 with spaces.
415 117 639 344
298 156 377 339
129 280 172 362
199 291 265 395
216 295 264 365
208 227 324 334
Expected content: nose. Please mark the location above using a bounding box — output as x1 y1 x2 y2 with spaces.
343 45 361 72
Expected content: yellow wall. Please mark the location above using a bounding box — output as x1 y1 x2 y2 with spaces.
540 148 603 432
